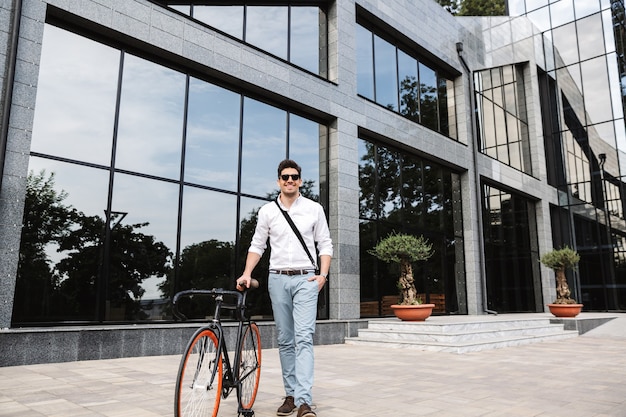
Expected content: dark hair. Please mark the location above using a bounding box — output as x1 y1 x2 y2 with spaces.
277 159 301 178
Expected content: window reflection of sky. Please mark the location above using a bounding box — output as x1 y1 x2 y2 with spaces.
289 115 321 197
290 7 321 73
116 54 186 180
247 6 288 59
241 97 287 196
193 6 243 39
186 79 240 191
181 187 237 250
189 5 320 74
31 25 118 165
374 35 398 110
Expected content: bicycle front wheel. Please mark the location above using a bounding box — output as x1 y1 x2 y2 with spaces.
175 328 222 417
237 322 262 410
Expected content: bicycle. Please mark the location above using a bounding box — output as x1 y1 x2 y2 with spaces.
172 279 261 417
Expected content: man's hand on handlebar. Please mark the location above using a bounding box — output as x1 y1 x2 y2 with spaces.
236 276 259 291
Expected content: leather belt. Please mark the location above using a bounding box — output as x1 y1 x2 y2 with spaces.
269 269 315 276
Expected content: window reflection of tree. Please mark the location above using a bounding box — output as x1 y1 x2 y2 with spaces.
358 139 456 311
14 171 172 323
398 74 439 131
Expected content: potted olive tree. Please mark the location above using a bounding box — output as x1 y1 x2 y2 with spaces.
368 232 434 321
540 246 583 317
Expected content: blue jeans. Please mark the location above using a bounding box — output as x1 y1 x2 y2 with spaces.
268 271 319 407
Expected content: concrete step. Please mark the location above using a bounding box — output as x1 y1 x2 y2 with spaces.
344 318 580 353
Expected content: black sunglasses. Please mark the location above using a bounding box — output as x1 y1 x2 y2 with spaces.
280 174 300 181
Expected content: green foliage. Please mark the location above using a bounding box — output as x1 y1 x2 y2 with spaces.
14 170 172 323
368 232 433 264
540 246 580 271
436 0 506 16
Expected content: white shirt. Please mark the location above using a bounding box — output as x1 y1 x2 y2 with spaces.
248 195 333 270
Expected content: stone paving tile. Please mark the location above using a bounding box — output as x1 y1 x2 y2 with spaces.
1 323 626 417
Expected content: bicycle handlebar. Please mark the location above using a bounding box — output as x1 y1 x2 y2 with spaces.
172 279 259 321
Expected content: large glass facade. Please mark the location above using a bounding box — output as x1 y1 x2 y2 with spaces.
510 0 626 311
358 138 467 317
164 2 328 76
482 184 541 313
356 23 458 140
13 23 329 325
475 64 532 174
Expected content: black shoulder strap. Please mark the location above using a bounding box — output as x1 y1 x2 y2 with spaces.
275 199 318 271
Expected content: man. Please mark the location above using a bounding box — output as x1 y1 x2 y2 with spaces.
237 159 332 417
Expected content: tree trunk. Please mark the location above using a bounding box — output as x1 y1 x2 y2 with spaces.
554 267 574 304
399 259 419 305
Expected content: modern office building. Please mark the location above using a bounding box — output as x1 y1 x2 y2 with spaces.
1 0 624 363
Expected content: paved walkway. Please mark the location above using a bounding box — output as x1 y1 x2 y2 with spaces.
1 313 625 417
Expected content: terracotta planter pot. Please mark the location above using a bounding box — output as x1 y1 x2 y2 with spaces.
391 304 435 321
547 303 583 318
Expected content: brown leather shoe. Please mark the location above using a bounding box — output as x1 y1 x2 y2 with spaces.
297 403 316 417
277 396 296 416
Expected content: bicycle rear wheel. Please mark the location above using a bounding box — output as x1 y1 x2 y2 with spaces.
175 328 222 417
237 322 262 410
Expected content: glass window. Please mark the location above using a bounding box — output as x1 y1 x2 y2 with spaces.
603 9 616 54
290 7 321 74
374 35 398 111
180 187 236 251
358 138 465 316
178 187 237 297
180 4 326 77
564 129 592 202
419 63 439 130
13 159 109 323
504 83 517 115
289 114 321 198
377 147 401 220
401 153 423 229
577 13 606 61
551 22 580 68
482 184 540 313
185 79 241 192
581 56 613 125
110 173 177 313
441 79 457 140
356 23 457 139
494 106 507 146
549 0 575 28
398 50 419 122
574 0 600 19
358 140 377 220
527 6 551 32
18 23 329 325
422 164 445 231
241 98 287 197
509 138 522 171
356 25 374 100
481 95 497 149
31 25 119 165
115 54 186 180
193 6 244 39
475 65 531 174
246 6 288 60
